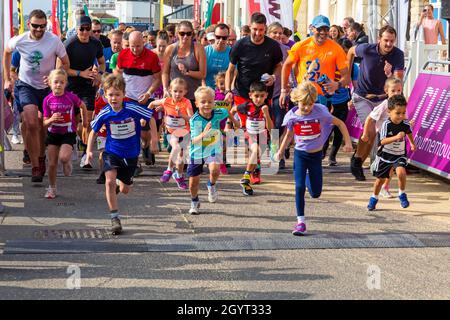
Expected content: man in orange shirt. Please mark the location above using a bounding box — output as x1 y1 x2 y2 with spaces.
280 15 350 108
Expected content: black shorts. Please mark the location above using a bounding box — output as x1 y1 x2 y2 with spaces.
45 132 77 147
68 84 96 111
372 156 408 179
102 152 138 185
14 80 50 113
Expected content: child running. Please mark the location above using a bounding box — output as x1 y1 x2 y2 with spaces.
361 77 403 198
43 69 88 199
93 74 110 184
149 78 193 189
86 74 157 235
188 86 240 214
275 81 353 236
230 81 273 195
368 95 416 211
214 71 232 175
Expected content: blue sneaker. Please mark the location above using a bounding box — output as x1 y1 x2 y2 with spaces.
367 197 378 211
399 193 410 208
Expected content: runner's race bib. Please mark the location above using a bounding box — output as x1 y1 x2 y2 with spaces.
165 115 186 129
383 140 405 156
293 119 321 140
246 117 266 135
109 117 136 139
215 101 231 111
51 111 71 127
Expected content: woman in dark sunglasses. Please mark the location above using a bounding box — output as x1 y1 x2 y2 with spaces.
162 20 206 109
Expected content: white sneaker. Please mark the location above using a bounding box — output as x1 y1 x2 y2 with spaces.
207 183 218 203
380 187 394 198
189 200 200 215
11 135 21 144
44 186 57 199
80 153 92 169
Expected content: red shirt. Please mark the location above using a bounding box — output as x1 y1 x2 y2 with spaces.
94 96 108 137
236 102 267 135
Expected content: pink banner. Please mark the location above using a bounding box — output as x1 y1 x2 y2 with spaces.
194 0 200 23
345 107 364 142
407 73 450 179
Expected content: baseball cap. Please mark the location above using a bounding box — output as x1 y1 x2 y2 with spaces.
77 15 92 27
206 32 215 41
311 15 330 29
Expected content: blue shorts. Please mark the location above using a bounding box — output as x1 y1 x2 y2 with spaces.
14 80 50 113
187 155 221 177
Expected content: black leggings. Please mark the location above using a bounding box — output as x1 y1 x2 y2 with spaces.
323 100 349 159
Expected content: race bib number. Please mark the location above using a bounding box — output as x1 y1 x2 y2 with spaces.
383 140 405 156
246 117 266 135
214 101 231 111
109 118 136 139
293 119 321 140
51 112 71 127
165 115 186 129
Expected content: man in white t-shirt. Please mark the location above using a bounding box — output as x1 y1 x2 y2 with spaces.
3 9 69 182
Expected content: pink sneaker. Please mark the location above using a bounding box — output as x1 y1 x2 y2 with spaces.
160 170 172 183
44 187 56 199
175 176 188 190
292 222 306 236
219 164 228 175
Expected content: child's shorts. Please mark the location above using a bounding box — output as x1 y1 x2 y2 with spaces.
372 156 407 179
187 155 222 177
46 132 76 147
102 152 138 185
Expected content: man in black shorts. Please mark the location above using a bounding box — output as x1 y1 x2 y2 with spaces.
61 15 105 165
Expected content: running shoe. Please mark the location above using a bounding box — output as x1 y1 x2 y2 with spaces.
160 170 172 183
292 222 307 236
44 187 56 199
207 183 218 203
80 153 93 169
367 197 378 211
96 172 106 184
240 174 253 196
189 200 200 215
399 193 410 208
350 155 366 181
11 135 21 144
23 150 31 165
279 159 286 170
111 218 123 235
380 187 394 198
31 166 43 183
174 176 188 190
250 169 261 184
219 164 228 175
328 158 338 166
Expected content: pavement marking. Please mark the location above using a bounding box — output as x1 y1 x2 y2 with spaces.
4 232 450 254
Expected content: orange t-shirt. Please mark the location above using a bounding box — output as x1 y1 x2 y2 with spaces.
289 37 348 95
162 97 193 134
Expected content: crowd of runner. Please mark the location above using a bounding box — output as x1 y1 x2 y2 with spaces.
3 8 425 236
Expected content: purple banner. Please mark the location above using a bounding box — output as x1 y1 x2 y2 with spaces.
345 107 364 142
407 73 450 179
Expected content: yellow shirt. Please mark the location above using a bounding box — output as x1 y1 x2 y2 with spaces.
289 37 348 95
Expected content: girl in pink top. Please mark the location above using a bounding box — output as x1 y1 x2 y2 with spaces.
43 69 88 199
419 4 446 45
149 78 193 189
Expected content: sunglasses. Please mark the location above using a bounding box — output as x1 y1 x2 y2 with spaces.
215 35 228 41
79 26 91 32
179 31 193 37
31 23 47 29
92 30 102 34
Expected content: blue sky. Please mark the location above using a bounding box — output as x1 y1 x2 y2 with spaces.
14 0 52 14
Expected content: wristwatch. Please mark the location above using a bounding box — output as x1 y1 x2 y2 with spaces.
76 70 81 77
